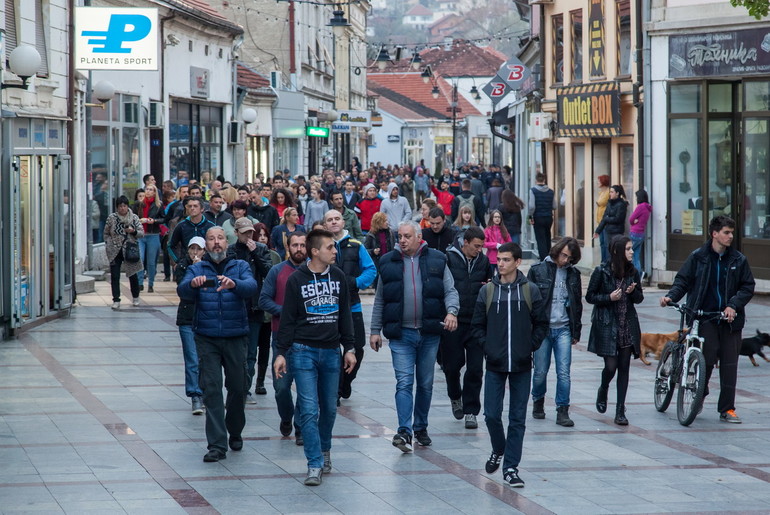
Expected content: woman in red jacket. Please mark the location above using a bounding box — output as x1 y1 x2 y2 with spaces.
357 183 382 232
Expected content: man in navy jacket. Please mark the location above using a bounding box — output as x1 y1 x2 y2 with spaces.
178 226 258 462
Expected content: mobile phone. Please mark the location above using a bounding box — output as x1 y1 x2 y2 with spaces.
203 278 217 287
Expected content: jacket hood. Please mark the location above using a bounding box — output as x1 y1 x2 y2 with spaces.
544 255 572 269
492 269 527 288
296 263 331 277
638 202 652 213
448 242 481 267
533 184 550 192
387 183 399 195
334 229 350 242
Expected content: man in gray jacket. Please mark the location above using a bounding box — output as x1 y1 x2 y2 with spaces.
369 221 459 452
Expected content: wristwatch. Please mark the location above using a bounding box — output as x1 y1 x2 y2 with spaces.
448 309 458 317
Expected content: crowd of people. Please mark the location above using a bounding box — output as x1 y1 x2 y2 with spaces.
102 162 756 490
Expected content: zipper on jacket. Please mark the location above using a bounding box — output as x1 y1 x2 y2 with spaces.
507 287 512 372
411 256 418 329
716 255 723 310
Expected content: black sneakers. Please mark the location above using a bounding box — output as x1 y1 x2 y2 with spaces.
485 452 502 473
279 420 293 437
503 468 524 488
532 398 545 419
392 431 413 453
414 429 432 446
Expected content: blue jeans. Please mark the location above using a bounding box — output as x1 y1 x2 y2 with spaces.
389 328 440 434
484 369 530 471
291 343 341 468
179 325 203 397
599 230 608 263
137 233 161 286
510 234 520 245
271 336 299 428
531 326 572 407
247 320 261 389
630 232 644 273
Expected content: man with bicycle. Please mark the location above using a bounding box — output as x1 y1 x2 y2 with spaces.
660 215 755 423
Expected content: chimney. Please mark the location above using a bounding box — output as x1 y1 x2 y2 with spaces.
443 37 453 51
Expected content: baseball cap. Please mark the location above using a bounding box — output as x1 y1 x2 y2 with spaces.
188 236 205 248
234 217 255 233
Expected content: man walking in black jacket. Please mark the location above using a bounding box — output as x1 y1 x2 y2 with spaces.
274 229 356 486
660 215 755 423
442 227 492 429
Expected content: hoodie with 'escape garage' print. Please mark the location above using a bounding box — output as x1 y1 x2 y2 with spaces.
276 264 355 356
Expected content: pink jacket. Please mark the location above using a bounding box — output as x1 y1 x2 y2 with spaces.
629 202 652 235
483 225 512 264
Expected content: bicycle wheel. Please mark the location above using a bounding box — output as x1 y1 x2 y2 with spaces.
654 342 676 412
677 349 707 426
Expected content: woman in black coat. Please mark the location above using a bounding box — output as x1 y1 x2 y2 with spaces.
585 235 643 425
593 185 629 262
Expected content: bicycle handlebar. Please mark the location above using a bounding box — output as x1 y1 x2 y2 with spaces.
665 302 727 320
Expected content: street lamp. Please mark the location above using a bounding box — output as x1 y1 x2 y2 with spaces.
375 47 391 71
411 53 423 70
85 80 116 109
431 85 440 99
3 45 42 90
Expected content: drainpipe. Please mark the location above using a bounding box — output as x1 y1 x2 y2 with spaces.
289 1 296 76
641 0 652 276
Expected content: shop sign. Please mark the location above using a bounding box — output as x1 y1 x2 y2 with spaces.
306 126 330 137
190 67 210 98
588 0 605 77
75 7 158 70
331 122 351 133
496 57 531 89
434 136 453 145
482 78 512 105
669 28 770 78
337 110 371 127
556 82 620 137
387 135 400 142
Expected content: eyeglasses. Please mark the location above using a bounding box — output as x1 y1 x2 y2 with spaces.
559 252 572 260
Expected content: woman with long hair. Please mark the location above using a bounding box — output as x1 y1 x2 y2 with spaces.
453 205 477 243
586 235 643 426
499 189 525 244
303 187 328 230
270 207 305 258
593 185 629 263
364 211 396 271
296 183 311 221
134 183 163 292
418 198 438 229
104 196 144 309
629 189 652 277
270 187 302 220
484 210 512 271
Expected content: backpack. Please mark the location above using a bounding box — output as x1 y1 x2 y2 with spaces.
458 193 475 213
484 281 532 313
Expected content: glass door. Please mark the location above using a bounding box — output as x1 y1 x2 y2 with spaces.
54 156 73 310
741 117 770 277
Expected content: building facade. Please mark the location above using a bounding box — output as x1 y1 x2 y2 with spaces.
648 0 770 284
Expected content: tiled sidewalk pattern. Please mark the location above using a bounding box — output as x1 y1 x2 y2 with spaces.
2 276 770 513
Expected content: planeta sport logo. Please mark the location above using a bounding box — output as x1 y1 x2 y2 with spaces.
75 7 158 70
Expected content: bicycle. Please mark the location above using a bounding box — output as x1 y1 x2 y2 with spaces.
653 302 726 426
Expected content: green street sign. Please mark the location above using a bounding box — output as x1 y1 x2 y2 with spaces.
306 126 329 137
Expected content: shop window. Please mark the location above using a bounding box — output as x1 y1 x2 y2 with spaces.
616 0 631 77
745 81 770 111
571 10 583 83
573 144 586 239
555 144 566 236
552 14 564 85
620 144 634 197
669 119 701 235
743 118 770 239
708 83 732 113
670 83 701 113
592 140 611 229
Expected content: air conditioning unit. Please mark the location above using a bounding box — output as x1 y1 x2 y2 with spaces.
228 121 243 144
148 101 164 128
529 112 553 141
270 71 281 90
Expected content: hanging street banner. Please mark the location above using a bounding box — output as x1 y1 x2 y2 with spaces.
481 78 512 104
588 0 605 77
75 7 158 70
496 57 531 90
556 82 620 137
669 27 770 78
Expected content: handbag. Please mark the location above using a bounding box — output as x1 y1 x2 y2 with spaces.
124 238 140 263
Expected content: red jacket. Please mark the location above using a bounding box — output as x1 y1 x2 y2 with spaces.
357 197 382 231
431 185 455 216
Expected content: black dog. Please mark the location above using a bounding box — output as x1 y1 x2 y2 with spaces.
741 330 770 367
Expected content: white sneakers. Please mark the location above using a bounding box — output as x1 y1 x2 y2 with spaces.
111 302 120 310
132 297 140 307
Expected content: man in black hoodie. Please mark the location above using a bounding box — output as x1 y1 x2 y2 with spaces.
274 229 356 486
660 215 755 424
422 207 457 254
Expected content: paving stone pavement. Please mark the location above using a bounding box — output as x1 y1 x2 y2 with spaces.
2 272 770 514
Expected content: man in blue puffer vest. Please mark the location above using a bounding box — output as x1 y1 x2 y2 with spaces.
178 226 258 463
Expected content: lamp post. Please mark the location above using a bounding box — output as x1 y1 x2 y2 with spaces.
328 6 351 173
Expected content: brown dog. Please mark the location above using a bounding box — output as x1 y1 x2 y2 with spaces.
640 329 688 365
